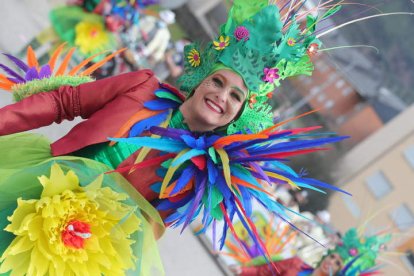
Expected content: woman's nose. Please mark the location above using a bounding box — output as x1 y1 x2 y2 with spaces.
215 92 226 103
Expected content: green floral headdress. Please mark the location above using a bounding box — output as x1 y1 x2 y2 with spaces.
331 228 391 275
178 0 323 134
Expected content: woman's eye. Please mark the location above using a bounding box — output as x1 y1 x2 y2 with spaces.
336 261 341 267
212 77 223 87
231 92 241 102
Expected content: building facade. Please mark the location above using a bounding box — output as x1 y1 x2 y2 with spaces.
329 104 414 275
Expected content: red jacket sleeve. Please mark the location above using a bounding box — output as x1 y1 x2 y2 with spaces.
240 257 306 276
0 70 156 136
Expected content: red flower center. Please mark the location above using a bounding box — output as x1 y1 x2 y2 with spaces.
219 42 226 48
193 54 199 61
62 220 92 249
90 28 98 38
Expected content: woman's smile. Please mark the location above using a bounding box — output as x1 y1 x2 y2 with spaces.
205 98 224 114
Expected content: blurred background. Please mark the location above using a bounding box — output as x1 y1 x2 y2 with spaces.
1 0 414 275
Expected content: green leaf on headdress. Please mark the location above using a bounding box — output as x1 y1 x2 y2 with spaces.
227 0 268 27
224 48 265 91
306 15 318 33
243 5 283 52
322 5 342 19
178 42 220 93
275 20 304 62
227 94 273 134
277 56 314 80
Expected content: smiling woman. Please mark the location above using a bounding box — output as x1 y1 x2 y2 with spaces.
0 0 356 274
180 68 247 132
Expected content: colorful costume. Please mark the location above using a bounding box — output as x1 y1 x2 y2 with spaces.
235 227 391 276
0 0 382 274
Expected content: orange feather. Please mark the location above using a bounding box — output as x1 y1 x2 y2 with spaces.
109 109 162 146
80 48 126 76
55 48 76 76
231 176 275 199
26 46 39 68
213 133 268 148
260 109 321 134
0 74 14 85
0 82 13 91
48 43 67 71
68 50 109 76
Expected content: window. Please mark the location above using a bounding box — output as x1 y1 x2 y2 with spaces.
365 171 393 199
403 145 414 169
317 93 326 102
335 79 345 89
390 204 414 231
341 194 361 218
342 87 353 96
325 100 334 109
310 86 320 95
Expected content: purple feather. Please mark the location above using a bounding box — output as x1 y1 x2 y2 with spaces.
180 173 207 233
38 64 52 79
0 64 25 82
250 170 289 185
6 77 24 84
2 53 29 72
25 67 40 81
150 126 193 139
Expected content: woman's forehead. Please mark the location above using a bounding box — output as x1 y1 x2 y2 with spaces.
210 70 248 90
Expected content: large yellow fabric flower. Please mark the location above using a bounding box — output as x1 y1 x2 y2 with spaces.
75 21 110 56
0 163 142 275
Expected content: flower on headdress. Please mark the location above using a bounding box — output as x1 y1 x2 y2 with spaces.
248 93 257 108
307 43 319 56
349 248 359 256
287 38 296 46
188 49 201 67
234 26 250 41
213 36 230 51
262 67 279 83
0 164 141 275
266 92 273 99
75 21 110 56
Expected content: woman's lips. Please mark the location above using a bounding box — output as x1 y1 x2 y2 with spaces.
205 99 223 114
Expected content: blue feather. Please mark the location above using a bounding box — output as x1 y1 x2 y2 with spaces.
251 136 348 155
170 166 196 195
144 98 179 110
150 182 162 193
171 148 205 167
128 110 169 137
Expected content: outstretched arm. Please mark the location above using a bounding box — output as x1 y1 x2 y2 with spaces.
0 69 156 135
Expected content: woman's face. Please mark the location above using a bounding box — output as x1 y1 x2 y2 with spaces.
180 69 248 132
317 253 343 275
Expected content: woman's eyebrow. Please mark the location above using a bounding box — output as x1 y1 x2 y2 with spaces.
232 86 247 97
215 73 247 96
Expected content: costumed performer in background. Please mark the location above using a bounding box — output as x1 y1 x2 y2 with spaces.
232 227 391 276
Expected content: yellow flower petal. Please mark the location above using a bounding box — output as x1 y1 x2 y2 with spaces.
1 164 142 275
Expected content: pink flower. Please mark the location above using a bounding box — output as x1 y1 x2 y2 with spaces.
262 67 279 83
349 248 358 256
234 26 249 41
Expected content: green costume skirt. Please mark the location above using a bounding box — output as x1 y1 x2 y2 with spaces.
0 133 164 276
